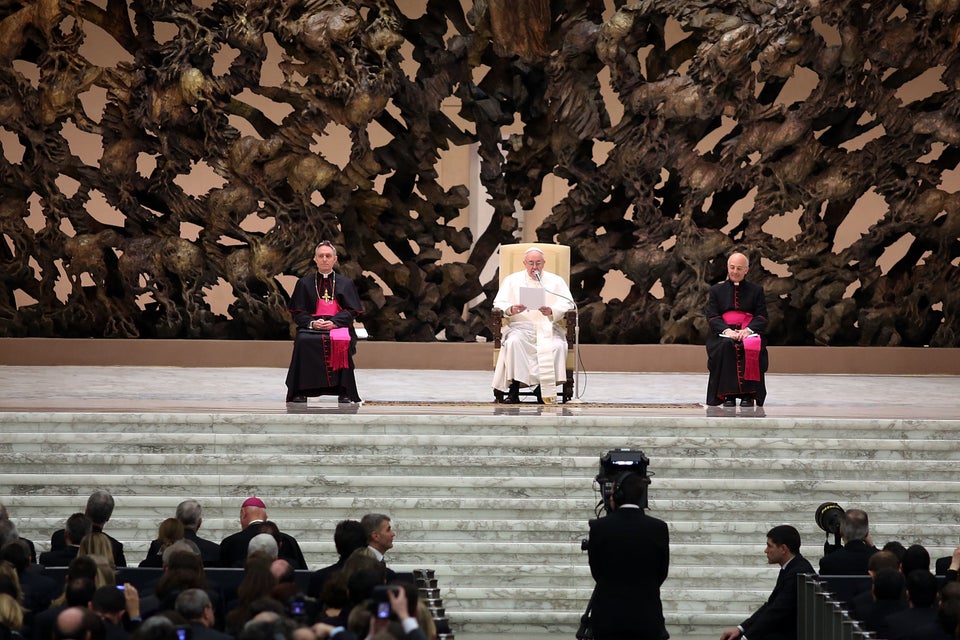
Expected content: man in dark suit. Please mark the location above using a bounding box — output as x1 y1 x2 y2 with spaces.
307 519 367 598
720 524 816 640
39 513 92 567
587 473 670 640
819 508 877 607
175 589 234 640
142 499 220 568
853 567 908 638
0 502 37 562
219 497 306 568
885 570 953 640
50 490 127 567
849 551 903 623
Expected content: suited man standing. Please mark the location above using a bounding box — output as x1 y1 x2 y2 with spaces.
720 525 816 640
820 509 877 575
587 473 670 640
819 508 877 608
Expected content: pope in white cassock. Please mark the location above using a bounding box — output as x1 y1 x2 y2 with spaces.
492 247 575 403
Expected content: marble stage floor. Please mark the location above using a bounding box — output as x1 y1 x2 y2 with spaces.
0 366 958 420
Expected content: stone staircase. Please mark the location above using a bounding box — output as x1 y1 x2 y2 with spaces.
2 411 960 639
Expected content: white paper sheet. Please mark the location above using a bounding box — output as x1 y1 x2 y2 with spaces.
519 286 545 309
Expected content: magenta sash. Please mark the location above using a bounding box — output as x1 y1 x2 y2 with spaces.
722 310 761 381
315 300 350 370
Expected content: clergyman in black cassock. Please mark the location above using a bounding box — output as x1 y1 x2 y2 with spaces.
705 251 769 406
285 241 363 403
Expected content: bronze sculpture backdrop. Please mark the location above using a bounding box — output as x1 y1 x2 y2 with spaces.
1 0 958 346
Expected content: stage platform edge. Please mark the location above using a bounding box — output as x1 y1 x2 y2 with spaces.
2 338 959 375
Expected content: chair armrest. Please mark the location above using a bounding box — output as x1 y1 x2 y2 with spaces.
491 308 504 348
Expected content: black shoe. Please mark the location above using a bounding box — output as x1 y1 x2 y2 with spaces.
533 385 544 404
502 381 521 404
740 397 755 407
722 398 736 408
287 395 307 403
338 396 359 404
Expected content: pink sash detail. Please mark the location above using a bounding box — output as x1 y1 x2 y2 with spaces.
328 327 350 370
723 311 761 381
316 299 339 316
314 299 350 370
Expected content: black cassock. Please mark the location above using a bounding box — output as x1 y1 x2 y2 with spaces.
285 271 362 402
705 279 769 405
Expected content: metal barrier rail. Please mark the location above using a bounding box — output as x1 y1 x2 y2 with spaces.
798 574 875 640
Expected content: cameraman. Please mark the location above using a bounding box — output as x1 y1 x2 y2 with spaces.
819 509 877 575
587 472 670 640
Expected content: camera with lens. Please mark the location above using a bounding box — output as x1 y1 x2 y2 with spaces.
815 501 845 550
581 449 652 551
286 593 316 623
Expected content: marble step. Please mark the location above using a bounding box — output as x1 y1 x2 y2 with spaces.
5 451 960 479
4 411 960 440
4 411 960 639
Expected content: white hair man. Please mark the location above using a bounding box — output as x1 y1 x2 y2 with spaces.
492 246 575 403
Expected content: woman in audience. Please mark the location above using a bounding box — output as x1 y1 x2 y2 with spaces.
0 563 24 640
140 518 185 568
224 553 277 636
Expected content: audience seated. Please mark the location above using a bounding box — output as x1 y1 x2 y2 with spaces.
0 504 37 564
90 585 133 640
140 520 184 569
850 550 903 622
40 514 91 568
855 567 908 637
902 544 933 576
50 491 126 568
174 589 232 640
224 554 277 636
34 574 97 640
53 606 105 640
1 540 58 637
142 502 220 570
0 563 24 640
885 569 952 640
307 520 366 600
220 499 306 570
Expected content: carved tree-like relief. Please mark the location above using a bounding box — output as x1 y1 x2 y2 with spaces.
0 0 958 346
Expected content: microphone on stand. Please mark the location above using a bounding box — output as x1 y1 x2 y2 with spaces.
532 269 581 401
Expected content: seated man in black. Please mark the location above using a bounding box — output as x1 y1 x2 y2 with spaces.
285 241 363 404
705 251 769 407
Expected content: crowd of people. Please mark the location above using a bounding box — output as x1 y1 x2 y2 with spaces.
0 493 433 640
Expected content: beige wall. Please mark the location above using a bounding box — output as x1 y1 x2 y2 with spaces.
3 338 958 374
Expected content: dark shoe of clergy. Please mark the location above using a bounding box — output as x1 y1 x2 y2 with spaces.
533 385 544 404
740 397 755 407
722 398 737 408
502 381 521 404
287 395 307 403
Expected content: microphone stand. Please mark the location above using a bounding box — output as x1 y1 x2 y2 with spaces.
534 270 580 401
